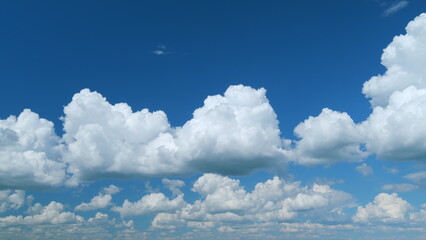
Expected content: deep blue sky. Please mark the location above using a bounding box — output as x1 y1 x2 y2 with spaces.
2 0 425 135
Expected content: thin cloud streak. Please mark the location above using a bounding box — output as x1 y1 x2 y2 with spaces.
383 1 409 17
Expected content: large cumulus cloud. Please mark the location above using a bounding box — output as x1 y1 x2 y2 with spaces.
363 13 426 107
62 85 285 185
0 110 65 189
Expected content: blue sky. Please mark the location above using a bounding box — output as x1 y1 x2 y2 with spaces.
1 1 426 239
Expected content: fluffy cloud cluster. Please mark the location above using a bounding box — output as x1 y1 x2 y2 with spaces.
0 201 82 226
127 174 356 230
1 85 285 188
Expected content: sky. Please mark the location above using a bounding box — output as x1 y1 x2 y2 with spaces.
1 0 426 239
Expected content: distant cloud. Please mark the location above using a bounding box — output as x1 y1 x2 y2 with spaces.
356 163 373 176
383 1 409 17
381 183 419 192
152 45 170 55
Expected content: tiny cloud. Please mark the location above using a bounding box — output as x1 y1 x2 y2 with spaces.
152 45 170 55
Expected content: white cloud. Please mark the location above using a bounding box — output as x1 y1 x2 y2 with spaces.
381 183 419 192
112 193 186 218
290 108 367 165
361 87 426 161
75 193 112 212
363 13 426 106
356 163 373 176
102 184 121 195
353 193 413 224
75 184 123 211
404 171 426 186
0 110 66 189
0 190 27 213
62 85 286 185
162 178 185 196
359 14 426 162
383 1 409 17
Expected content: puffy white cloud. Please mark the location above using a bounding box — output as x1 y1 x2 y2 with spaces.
361 87 426 161
75 193 112 212
356 163 373 176
75 184 122 211
0 110 66 189
62 85 286 185
0 190 27 213
381 183 419 192
112 193 186 218
175 85 284 174
290 108 367 165
363 13 426 107
0 201 82 226
353 193 413 224
162 178 185 196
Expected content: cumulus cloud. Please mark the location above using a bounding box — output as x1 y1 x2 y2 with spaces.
151 174 355 230
363 13 426 106
0 201 82 226
75 194 112 212
356 163 373 176
353 193 413 224
162 178 185 196
75 185 121 211
290 108 367 166
358 13 426 163
361 86 426 161
0 110 66 189
62 85 285 185
112 193 186 218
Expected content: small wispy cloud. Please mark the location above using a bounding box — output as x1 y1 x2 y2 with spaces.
152 45 170 55
356 163 373 176
383 1 409 17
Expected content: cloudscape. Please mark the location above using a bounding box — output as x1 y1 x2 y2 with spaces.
1 1 426 239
